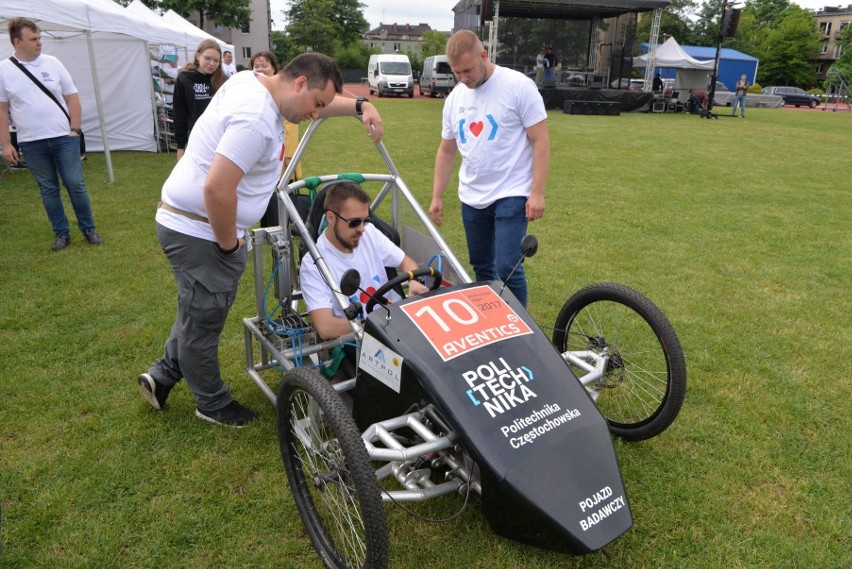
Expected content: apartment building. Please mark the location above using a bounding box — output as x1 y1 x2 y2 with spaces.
814 5 851 81
364 22 436 54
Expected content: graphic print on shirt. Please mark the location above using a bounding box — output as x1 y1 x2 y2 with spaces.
458 115 499 144
357 274 386 308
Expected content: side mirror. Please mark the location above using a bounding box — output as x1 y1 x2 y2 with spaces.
520 234 538 258
340 269 361 297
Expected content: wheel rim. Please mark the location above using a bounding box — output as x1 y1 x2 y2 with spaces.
286 389 369 568
564 300 670 428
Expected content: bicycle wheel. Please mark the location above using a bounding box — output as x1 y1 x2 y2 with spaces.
277 367 389 569
552 283 686 441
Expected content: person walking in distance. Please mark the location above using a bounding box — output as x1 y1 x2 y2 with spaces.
0 17 102 251
429 30 550 307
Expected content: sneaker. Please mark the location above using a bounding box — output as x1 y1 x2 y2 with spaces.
83 228 103 245
138 373 173 410
52 234 71 251
195 400 257 428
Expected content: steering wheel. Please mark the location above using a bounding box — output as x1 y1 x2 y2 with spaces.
365 267 443 314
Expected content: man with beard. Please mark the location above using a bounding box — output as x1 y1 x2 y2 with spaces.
429 30 550 308
300 181 429 340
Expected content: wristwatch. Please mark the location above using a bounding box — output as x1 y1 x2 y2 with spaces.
355 97 369 116
70 128 82 135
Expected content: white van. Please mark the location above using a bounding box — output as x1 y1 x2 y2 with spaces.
367 54 414 98
419 55 456 98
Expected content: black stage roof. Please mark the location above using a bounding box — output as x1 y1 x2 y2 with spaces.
458 0 671 20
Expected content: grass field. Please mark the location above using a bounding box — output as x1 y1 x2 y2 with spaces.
0 101 849 568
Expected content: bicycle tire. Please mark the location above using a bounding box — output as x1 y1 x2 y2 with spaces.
277 367 389 569
552 283 686 441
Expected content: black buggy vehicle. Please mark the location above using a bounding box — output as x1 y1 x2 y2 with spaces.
241 117 687 568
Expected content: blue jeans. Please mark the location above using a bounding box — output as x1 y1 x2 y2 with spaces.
732 94 746 117
19 135 95 237
462 196 529 306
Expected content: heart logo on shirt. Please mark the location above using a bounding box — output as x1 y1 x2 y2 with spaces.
469 121 484 137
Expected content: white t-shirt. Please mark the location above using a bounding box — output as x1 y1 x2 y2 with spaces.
156 70 284 241
222 63 238 78
300 224 405 319
441 65 547 209
0 54 78 143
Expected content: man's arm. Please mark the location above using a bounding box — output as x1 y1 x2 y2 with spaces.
0 102 18 164
429 137 458 226
311 308 357 341
399 255 430 296
319 97 384 144
525 120 550 221
203 153 245 252
64 93 82 133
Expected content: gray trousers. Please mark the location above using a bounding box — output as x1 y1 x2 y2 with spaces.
148 223 247 412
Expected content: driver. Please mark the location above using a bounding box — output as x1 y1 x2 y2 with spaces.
299 181 429 340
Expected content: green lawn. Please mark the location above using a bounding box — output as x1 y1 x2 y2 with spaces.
0 102 849 568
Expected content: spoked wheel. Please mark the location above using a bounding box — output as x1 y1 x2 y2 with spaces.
552 283 686 441
277 367 389 568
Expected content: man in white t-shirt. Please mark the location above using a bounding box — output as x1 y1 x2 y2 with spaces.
429 30 550 307
300 181 429 340
222 50 238 78
0 17 102 251
138 53 385 428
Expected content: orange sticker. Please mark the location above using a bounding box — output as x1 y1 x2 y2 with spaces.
400 285 533 361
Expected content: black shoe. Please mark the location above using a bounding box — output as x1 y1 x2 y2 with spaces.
138 373 173 410
10 161 27 170
83 228 103 245
52 234 71 251
195 400 257 428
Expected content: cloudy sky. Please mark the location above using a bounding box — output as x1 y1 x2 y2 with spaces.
269 0 839 33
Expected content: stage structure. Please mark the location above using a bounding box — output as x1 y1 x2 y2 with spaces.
453 0 671 112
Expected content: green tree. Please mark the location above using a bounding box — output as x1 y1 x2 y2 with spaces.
835 23 852 72
757 6 821 87
271 30 300 67
131 0 251 30
743 0 790 25
635 0 697 48
420 30 448 59
285 0 368 55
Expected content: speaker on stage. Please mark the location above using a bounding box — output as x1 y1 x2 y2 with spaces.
563 100 621 116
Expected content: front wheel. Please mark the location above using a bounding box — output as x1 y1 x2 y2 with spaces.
277 367 389 568
552 283 686 441
809 99 818 108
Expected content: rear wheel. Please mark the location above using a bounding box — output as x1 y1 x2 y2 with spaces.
552 283 686 441
277 367 389 568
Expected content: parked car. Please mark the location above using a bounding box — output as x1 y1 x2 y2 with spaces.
760 86 820 108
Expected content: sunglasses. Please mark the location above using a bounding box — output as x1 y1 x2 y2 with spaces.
330 210 373 229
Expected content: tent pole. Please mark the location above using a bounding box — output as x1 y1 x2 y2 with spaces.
84 29 114 183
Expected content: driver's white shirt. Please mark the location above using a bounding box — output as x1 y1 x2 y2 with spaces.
300 224 405 319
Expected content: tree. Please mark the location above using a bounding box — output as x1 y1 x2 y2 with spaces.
743 0 790 25
285 0 368 55
757 6 821 87
420 30 448 59
128 0 252 30
635 0 697 47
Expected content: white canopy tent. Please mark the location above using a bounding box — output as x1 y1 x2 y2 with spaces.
1 0 228 181
126 0 233 63
633 36 715 96
160 9 234 57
